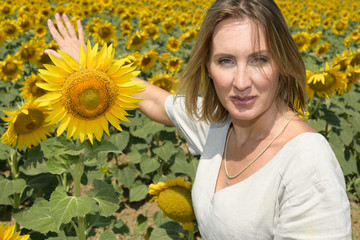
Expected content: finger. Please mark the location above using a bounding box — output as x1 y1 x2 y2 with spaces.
77 19 85 43
44 49 62 60
47 18 64 43
62 14 77 39
55 12 70 39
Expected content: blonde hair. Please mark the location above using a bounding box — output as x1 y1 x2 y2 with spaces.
177 0 306 123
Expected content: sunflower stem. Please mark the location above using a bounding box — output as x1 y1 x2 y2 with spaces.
73 160 86 240
187 230 194 240
8 147 21 232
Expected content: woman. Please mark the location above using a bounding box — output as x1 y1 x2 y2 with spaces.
46 0 351 238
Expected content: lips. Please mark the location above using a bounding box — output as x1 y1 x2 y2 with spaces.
230 95 256 105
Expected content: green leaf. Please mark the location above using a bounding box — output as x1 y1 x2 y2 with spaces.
135 214 148 233
112 164 137 188
171 151 197 178
107 131 130 152
20 148 48 175
152 142 178 162
149 222 184 240
128 151 143 164
13 198 59 234
329 133 357 175
49 187 92 228
41 137 86 158
0 177 26 205
0 142 10 160
87 180 120 216
99 231 117 240
46 156 72 175
113 219 130 235
306 119 327 132
129 181 149 202
140 155 161 175
82 140 122 166
339 121 353 146
131 118 164 138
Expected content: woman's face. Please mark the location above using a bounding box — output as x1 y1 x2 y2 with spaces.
207 18 280 122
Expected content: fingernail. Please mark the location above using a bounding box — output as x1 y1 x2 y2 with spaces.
44 50 49 55
63 13 67 18
55 12 60 17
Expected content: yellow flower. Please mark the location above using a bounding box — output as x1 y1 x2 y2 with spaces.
17 15 34 31
0 222 30 240
1 102 55 151
1 19 22 40
94 21 118 45
149 177 196 231
15 39 43 65
20 72 48 102
36 41 145 144
166 57 182 72
350 30 360 41
0 55 23 82
144 24 160 40
126 30 148 50
180 28 198 42
35 25 47 38
315 42 331 56
306 62 347 99
148 71 178 94
85 17 101 35
343 66 360 93
292 32 310 52
309 31 322 49
139 49 158 72
120 20 133 33
322 18 332 29
332 19 348 35
166 36 182 52
161 17 176 33
0 4 13 17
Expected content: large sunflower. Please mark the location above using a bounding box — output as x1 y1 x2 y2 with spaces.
149 177 196 231
332 19 348 35
0 222 30 240
0 19 22 40
306 62 347 99
1 101 55 151
94 21 118 45
15 39 43 65
36 41 145 144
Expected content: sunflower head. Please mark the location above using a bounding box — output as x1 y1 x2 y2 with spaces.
166 36 182 52
126 31 148 50
332 19 348 35
36 40 145 144
20 72 48 101
149 177 196 231
148 71 178 94
0 55 23 82
1 102 55 151
0 222 30 240
292 32 310 52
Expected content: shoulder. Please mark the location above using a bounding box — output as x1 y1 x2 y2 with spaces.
278 132 346 198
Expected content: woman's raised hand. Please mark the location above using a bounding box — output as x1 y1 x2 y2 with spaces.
45 13 85 63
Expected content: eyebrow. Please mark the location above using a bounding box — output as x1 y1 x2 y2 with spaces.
212 50 270 59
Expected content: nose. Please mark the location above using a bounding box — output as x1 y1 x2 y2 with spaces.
232 64 251 92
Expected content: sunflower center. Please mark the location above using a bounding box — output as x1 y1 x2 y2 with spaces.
98 26 111 38
21 47 36 59
4 24 16 35
30 81 46 98
14 109 45 134
157 186 195 223
62 69 116 120
336 22 344 31
131 35 144 45
3 61 18 75
142 56 151 65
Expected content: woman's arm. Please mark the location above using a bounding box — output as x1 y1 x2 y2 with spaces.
46 13 173 126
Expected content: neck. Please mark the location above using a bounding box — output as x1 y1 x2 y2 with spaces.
229 106 293 147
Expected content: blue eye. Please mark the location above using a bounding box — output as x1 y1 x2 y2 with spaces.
251 56 268 64
218 58 233 65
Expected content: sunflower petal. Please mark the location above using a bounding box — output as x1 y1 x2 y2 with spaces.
58 50 80 71
79 42 86 68
57 114 71 136
48 53 74 73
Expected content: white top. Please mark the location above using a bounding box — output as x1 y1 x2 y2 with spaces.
165 95 351 240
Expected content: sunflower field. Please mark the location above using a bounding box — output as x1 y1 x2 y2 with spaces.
0 0 359 239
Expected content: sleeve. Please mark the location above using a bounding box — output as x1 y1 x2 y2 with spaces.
165 95 210 155
274 134 352 239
